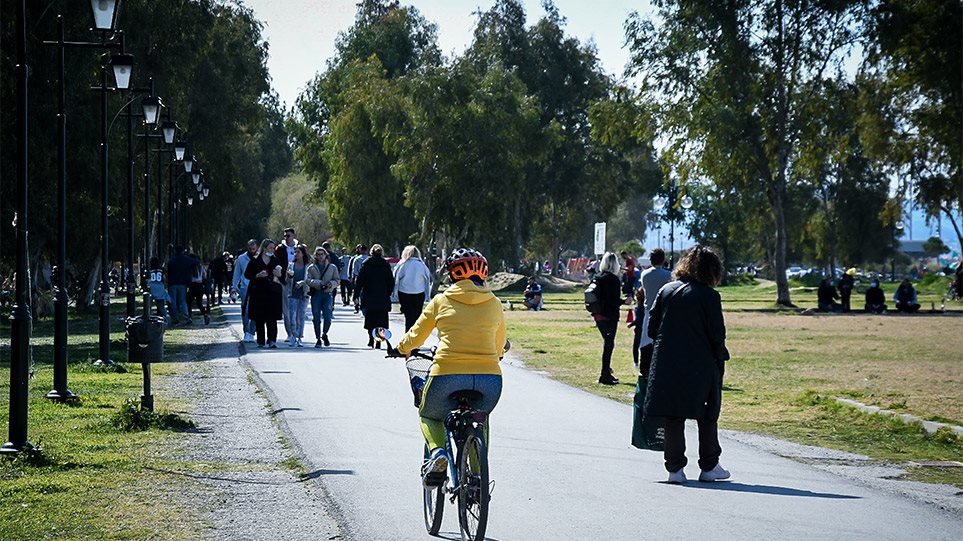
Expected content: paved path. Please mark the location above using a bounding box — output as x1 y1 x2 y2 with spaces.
222 303 961 540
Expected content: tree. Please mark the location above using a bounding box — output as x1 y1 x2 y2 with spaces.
266 173 331 244
625 0 864 305
861 0 963 250
922 236 950 257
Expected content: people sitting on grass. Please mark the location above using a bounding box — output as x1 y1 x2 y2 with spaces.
523 276 543 311
894 279 921 313
864 279 887 313
817 276 841 312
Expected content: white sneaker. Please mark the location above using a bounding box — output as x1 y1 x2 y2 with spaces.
698 464 731 482
667 469 687 484
243 332 255 343
296 338 304 348
422 448 449 487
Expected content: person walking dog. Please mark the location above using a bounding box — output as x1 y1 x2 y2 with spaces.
645 245 730 484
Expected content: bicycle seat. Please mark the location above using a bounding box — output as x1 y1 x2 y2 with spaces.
449 389 484 405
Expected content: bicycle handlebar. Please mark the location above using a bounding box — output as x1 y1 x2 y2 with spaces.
384 346 434 360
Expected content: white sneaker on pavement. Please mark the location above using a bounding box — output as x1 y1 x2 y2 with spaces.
667 469 687 484
698 464 731 482
243 332 255 343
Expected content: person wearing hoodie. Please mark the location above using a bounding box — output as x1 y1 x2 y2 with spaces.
354 244 394 348
864 279 887 313
393 247 506 487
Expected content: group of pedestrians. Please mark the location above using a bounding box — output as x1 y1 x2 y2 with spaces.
231 229 342 348
588 245 731 484
226 229 435 351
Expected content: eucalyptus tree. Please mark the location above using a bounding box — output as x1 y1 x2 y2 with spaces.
860 0 963 249
625 0 865 305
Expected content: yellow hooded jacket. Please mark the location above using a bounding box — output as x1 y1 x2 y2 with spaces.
397 279 506 376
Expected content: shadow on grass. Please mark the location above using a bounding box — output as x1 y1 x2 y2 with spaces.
679 480 860 499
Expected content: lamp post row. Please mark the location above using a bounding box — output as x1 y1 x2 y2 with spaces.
2 0 213 455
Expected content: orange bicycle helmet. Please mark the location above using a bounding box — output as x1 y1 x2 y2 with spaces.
446 248 489 282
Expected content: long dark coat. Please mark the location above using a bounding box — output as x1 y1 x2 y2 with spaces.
644 279 729 420
355 255 395 330
244 254 283 322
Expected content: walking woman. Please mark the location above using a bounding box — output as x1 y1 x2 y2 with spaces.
393 245 432 331
286 245 311 347
306 246 340 348
244 239 284 348
645 245 730 484
593 252 624 385
188 255 211 325
354 244 395 348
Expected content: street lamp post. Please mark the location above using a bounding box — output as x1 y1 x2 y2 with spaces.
41 10 129 394
2 0 33 455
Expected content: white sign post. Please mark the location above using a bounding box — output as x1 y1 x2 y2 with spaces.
594 222 606 255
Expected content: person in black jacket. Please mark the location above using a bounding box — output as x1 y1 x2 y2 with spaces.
244 239 284 348
817 277 841 312
209 253 229 305
645 245 730 484
354 244 395 348
864 279 886 313
592 252 624 385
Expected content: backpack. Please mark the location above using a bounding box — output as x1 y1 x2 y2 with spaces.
584 278 602 314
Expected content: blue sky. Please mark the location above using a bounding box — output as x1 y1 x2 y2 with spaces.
243 0 960 254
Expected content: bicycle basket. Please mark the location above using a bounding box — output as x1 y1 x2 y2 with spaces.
406 358 433 408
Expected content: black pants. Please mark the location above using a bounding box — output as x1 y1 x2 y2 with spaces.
188 283 208 317
632 328 643 365
595 319 617 377
896 302 920 313
340 279 352 305
214 278 225 304
663 417 722 473
254 318 278 346
399 291 425 332
840 291 851 312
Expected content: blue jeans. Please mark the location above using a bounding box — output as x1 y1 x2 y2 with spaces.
419 374 502 450
311 290 334 339
288 296 308 339
169 285 189 322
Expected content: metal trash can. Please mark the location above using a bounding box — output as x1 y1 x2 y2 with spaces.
126 315 166 363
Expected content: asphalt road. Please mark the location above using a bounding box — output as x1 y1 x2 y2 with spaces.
221 303 961 540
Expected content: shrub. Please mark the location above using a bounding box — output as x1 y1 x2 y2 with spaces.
111 399 196 432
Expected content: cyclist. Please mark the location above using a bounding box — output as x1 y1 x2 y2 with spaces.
392 248 506 486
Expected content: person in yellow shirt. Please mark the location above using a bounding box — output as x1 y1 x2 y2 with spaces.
395 248 506 485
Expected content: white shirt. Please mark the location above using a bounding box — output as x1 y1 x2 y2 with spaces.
393 258 432 300
640 267 672 347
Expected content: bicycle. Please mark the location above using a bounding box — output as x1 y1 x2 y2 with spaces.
376 328 492 541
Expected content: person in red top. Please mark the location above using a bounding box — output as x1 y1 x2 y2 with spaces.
620 250 636 296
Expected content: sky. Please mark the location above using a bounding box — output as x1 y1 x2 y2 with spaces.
243 0 960 254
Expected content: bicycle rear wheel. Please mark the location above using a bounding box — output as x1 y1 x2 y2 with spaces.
457 429 489 541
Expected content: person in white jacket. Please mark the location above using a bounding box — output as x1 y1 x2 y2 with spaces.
232 239 259 342
393 245 433 331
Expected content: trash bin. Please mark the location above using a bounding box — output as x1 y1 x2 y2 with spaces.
126 315 166 363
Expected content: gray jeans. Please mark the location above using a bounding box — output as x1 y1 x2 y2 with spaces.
281 281 292 337
420 374 503 420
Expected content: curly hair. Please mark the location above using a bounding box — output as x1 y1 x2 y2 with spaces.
673 245 724 286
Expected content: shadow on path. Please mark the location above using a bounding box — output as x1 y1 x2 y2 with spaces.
300 469 355 480
680 481 861 499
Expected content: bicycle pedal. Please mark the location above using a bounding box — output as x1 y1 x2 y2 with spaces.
423 472 446 487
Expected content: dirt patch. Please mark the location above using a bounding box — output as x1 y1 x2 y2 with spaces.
489 272 582 293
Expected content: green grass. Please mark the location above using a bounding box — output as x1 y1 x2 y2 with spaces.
0 299 224 539
499 288 963 487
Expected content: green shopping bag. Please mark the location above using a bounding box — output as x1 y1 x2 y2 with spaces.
631 375 665 451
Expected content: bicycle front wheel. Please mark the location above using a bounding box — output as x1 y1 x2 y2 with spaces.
457 429 490 541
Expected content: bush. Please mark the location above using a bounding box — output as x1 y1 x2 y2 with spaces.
723 272 758 286
110 399 196 432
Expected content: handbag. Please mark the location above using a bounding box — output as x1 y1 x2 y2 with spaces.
631 375 665 451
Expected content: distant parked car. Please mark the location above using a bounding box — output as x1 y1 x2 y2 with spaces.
786 266 805 279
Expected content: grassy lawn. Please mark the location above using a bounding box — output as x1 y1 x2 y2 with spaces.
0 299 222 539
497 280 963 487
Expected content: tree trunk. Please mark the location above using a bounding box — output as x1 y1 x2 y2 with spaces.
942 205 963 254
82 250 102 309
773 187 793 306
